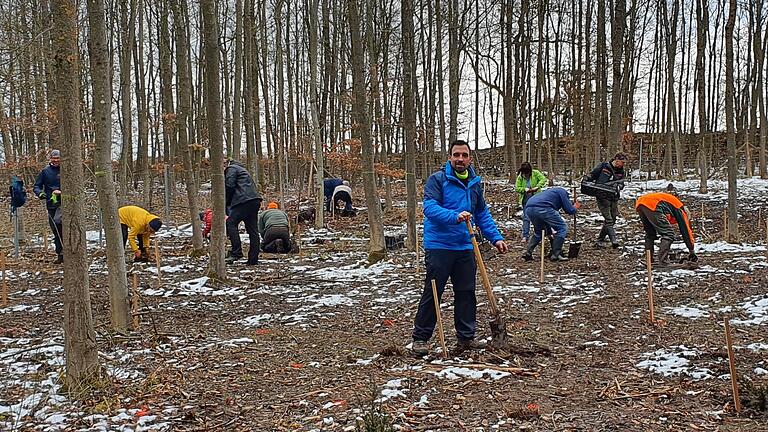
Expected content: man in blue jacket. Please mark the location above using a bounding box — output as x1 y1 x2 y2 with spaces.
33 149 63 264
522 187 581 262
411 140 508 356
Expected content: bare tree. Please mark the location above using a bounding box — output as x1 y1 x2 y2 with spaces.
87 0 130 331
725 0 738 242
51 0 99 390
201 0 227 278
307 0 325 228
347 0 386 263
402 0 417 250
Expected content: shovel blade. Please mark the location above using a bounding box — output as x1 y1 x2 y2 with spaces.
568 242 582 259
489 315 509 350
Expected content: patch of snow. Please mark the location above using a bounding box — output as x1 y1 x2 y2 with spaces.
431 367 511 381
635 346 715 380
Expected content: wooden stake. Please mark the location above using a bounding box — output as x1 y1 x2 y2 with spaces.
1 253 7 307
43 229 48 253
154 238 161 288
724 318 741 413
765 219 768 246
700 202 705 221
132 272 139 329
296 223 303 257
539 230 545 283
431 279 447 358
646 250 655 323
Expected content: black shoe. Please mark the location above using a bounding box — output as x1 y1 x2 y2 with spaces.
522 253 533 262
225 255 242 264
611 242 620 249
54 254 63 264
456 339 487 352
274 239 285 253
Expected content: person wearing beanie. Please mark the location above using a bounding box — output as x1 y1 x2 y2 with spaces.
583 152 628 248
258 202 291 253
330 180 355 216
33 149 63 263
118 205 162 262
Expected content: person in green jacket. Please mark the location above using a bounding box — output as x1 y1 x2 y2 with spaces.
258 202 292 253
515 162 548 242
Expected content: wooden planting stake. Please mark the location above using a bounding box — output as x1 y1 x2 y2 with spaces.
765 219 768 247
43 229 48 253
701 202 705 221
539 230 545 283
724 318 742 413
154 239 161 288
132 272 140 329
296 223 303 257
1 253 7 307
431 279 447 358
507 204 510 221
646 250 655 323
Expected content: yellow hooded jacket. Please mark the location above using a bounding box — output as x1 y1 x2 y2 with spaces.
118 206 160 252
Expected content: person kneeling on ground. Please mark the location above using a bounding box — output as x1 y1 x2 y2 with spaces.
635 192 696 267
331 180 355 216
259 202 292 254
522 187 580 262
118 205 163 262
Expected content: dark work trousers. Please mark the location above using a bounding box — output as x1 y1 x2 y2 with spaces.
261 225 291 253
327 191 354 214
121 224 146 252
47 207 63 255
412 249 477 342
638 205 676 243
227 199 261 264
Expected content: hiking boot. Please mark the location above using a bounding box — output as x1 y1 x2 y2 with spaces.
411 340 429 356
522 253 533 261
54 254 63 264
611 242 621 249
225 255 242 264
550 253 569 262
594 240 610 248
456 338 487 352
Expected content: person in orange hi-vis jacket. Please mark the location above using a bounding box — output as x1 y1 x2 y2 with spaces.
635 192 696 267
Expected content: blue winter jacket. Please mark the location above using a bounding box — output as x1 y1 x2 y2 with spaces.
423 162 503 250
33 164 61 210
323 178 343 198
525 187 578 215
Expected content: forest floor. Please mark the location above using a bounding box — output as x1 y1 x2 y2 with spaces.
1 176 768 431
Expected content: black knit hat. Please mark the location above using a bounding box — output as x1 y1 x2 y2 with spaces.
148 218 163 232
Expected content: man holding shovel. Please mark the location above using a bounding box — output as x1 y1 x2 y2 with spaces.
411 140 508 356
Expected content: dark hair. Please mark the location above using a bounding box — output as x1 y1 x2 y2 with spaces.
518 161 532 176
449 140 470 154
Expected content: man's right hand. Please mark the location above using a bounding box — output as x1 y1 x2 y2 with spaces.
457 211 472 222
573 200 582 210
134 250 142 260
53 189 61 195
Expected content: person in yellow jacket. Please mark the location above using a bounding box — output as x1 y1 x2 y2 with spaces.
635 192 696 267
118 205 163 262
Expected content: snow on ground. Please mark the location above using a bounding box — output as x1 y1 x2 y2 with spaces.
635 346 717 380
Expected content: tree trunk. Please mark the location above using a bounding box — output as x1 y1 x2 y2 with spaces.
695 0 710 193
232 0 243 159
347 0 386 263
725 0 738 242
201 0 227 278
609 0 625 156
402 0 417 251
172 0 204 253
86 0 130 332
308 0 325 229
447 0 459 143
118 0 137 204
51 0 99 391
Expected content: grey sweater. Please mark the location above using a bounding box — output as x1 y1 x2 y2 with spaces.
258 209 289 237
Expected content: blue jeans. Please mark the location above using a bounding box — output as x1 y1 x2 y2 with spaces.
413 249 477 342
525 206 567 243
522 208 531 239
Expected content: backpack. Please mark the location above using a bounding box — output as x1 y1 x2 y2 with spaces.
10 176 27 210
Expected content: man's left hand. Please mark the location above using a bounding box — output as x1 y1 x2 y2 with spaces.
494 240 508 254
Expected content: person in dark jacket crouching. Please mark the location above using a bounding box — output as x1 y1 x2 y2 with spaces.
259 202 292 253
410 140 508 357
225 160 262 265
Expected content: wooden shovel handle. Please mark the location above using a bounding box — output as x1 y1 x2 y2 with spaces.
465 219 499 316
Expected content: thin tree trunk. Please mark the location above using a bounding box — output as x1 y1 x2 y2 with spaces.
696 0 710 193
725 0 738 242
347 0 386 262
202 0 227 278
402 0 417 251
87 0 130 332
232 0 243 159
52 0 99 391
308 0 325 228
